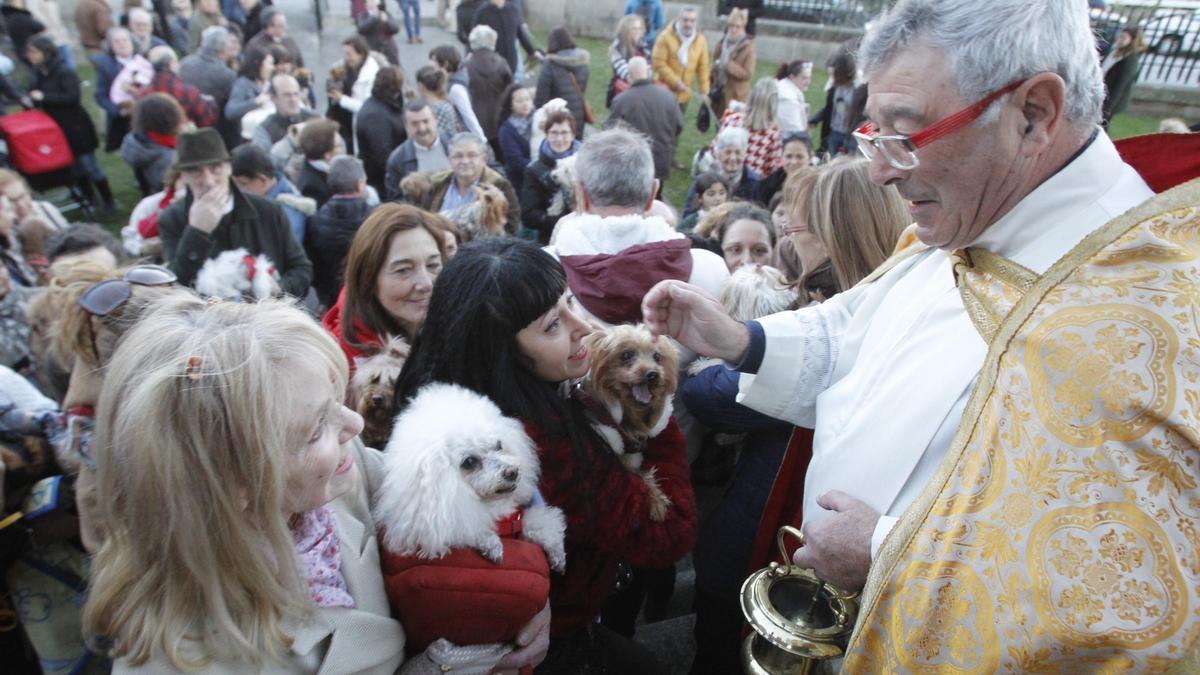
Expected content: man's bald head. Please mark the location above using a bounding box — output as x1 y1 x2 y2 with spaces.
627 56 649 82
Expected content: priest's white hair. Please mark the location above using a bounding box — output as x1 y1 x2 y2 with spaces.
859 0 1104 127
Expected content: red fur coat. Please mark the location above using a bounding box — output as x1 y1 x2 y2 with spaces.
527 417 697 638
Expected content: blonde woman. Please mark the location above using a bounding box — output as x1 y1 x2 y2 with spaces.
83 297 549 673
795 158 907 292
607 13 649 106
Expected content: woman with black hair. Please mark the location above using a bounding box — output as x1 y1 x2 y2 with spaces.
224 46 274 133
393 237 696 674
24 35 116 214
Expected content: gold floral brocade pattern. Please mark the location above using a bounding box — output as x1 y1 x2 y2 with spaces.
846 196 1200 672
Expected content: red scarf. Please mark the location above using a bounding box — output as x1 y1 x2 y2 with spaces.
145 131 176 148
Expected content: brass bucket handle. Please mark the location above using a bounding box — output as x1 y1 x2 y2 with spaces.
775 525 861 627
776 525 805 569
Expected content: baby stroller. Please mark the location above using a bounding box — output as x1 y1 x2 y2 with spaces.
0 109 95 221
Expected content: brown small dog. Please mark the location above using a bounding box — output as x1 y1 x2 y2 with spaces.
581 324 680 521
349 336 410 448
16 218 55 284
401 172 508 240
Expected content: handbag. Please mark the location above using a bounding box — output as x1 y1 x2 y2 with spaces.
567 71 596 126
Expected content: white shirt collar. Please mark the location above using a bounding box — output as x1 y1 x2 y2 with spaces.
969 129 1153 273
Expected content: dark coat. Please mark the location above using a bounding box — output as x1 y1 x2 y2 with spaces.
498 117 530 194
297 162 333 208
606 79 682 182
464 48 513 142
472 1 538 74
1103 52 1140 124
355 95 407 197
812 82 867 154
159 181 313 297
32 57 99 157
681 365 791 600
1 6 43 54
521 141 578 243
355 11 400 65
305 195 371 309
91 51 132 151
534 48 591 139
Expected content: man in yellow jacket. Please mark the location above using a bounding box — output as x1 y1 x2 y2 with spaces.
652 6 710 111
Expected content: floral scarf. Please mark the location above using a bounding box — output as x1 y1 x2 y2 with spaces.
291 506 356 609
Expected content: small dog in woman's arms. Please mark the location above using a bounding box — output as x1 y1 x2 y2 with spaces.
373 382 566 571
348 336 410 448
578 323 680 521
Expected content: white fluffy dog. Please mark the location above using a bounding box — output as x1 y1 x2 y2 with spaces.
374 383 567 571
546 154 577 218
194 247 279 301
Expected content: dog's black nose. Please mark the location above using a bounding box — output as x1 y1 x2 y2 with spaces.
371 394 385 406
502 468 519 482
645 371 659 384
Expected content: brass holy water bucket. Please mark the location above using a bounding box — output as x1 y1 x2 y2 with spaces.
739 526 860 675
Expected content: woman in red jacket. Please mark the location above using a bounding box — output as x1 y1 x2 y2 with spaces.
321 203 448 374
393 237 697 674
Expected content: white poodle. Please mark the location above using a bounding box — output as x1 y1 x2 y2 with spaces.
194 247 278 301
374 383 567 572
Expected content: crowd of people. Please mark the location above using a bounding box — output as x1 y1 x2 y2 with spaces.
1 0 1199 673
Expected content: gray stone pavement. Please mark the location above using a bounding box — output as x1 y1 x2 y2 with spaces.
274 0 461 107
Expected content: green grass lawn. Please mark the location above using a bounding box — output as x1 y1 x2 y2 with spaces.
61 37 1166 235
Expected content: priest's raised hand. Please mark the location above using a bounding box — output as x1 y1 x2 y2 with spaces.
642 280 750 363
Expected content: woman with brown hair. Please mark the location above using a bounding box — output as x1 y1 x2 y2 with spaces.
710 8 755 116
321 203 446 371
1102 25 1146 125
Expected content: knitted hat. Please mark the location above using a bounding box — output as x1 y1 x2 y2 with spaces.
175 128 230 170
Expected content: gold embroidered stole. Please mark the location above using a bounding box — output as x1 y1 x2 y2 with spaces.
844 178 1200 673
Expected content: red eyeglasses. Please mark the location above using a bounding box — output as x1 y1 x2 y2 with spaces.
853 79 1026 170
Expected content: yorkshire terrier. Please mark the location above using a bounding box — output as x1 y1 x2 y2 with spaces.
349 335 410 449
401 172 509 240
16 217 55 284
580 324 680 521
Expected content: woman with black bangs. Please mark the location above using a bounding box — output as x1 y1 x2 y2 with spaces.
393 237 696 674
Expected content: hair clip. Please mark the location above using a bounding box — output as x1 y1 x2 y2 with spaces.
206 296 224 305
185 355 203 381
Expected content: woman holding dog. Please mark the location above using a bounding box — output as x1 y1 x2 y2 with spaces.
83 295 549 673
395 237 697 674
520 110 581 244
322 203 447 372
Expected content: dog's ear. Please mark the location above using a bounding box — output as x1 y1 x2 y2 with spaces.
376 432 481 558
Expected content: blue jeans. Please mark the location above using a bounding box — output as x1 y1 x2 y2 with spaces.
398 0 420 38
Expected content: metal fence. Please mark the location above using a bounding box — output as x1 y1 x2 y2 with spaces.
1102 3 1200 87
759 0 888 28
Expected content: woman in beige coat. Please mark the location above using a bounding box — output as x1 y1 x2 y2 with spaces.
711 8 755 117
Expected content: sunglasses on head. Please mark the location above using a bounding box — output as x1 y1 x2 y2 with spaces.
78 264 177 364
79 265 178 317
